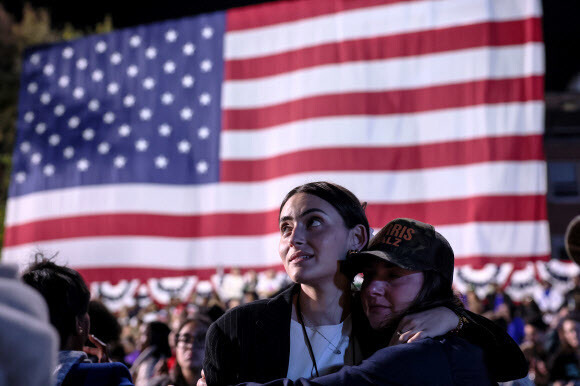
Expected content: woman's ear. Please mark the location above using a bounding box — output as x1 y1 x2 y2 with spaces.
348 224 368 251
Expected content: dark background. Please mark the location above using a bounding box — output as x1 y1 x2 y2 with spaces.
2 0 579 91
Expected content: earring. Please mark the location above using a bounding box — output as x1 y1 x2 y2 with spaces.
79 328 83 334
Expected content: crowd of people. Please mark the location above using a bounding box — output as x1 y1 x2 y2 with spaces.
1 182 580 386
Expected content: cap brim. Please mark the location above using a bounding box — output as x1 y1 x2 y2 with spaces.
345 250 431 276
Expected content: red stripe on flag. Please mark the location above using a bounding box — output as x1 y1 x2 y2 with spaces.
221 135 544 181
222 76 544 130
4 195 547 246
227 0 412 32
226 18 542 80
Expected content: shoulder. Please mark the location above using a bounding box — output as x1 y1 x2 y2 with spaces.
211 284 296 331
69 362 133 386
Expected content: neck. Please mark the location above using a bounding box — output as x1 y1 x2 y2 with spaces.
181 367 199 385
298 273 351 325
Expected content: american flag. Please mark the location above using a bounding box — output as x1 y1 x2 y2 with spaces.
3 0 549 283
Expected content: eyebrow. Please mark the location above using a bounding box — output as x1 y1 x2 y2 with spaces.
279 208 327 223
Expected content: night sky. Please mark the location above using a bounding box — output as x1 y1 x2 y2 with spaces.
3 0 580 91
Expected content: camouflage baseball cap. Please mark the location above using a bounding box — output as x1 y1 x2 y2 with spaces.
346 218 455 282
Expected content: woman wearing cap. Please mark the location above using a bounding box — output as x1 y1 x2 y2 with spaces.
239 218 525 385
203 183 526 385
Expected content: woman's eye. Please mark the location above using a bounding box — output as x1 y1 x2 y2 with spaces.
309 218 322 227
280 224 291 234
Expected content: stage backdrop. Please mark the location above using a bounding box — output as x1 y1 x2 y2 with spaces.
3 0 547 284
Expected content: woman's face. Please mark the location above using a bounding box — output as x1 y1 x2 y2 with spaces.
175 322 207 370
361 260 424 330
279 193 352 285
562 319 580 349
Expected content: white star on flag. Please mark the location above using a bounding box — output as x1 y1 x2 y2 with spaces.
63 147 74 159
158 124 172 136
182 75 194 88
77 159 90 171
48 134 60 146
95 41 107 53
114 156 126 168
76 58 88 70
135 139 149 152
180 108 193 120
73 87 85 99
118 124 131 137
183 43 195 55
83 129 95 141
155 155 169 169
197 126 210 139
161 93 174 105
177 140 191 153
110 52 122 65
98 142 110 154
196 160 208 174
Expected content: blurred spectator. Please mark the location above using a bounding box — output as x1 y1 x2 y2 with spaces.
566 275 580 312
0 264 59 386
255 269 284 298
466 287 484 314
218 267 245 302
89 300 125 363
549 317 580 384
149 316 210 386
534 280 565 324
484 283 514 315
131 322 171 386
519 323 550 386
243 270 258 294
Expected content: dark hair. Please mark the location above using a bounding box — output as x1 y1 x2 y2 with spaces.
279 181 370 248
145 321 172 358
21 256 90 349
88 300 121 344
405 270 463 315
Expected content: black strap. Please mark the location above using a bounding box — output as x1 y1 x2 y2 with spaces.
296 287 320 378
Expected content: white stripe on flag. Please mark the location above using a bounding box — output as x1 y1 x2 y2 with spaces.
1 221 549 269
5 162 546 226
221 102 544 159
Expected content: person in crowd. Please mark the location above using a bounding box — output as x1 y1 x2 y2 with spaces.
21 257 134 386
150 316 211 386
549 316 580 384
255 268 285 299
483 282 514 316
519 322 549 385
89 300 126 364
131 321 171 386
0 263 59 386
219 267 245 303
534 280 565 324
203 181 527 385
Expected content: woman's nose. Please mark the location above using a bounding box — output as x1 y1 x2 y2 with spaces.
367 280 387 297
289 226 305 246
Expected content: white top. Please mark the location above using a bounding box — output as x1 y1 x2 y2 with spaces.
286 313 352 380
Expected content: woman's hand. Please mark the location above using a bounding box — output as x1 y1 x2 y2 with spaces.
390 307 459 345
83 334 111 363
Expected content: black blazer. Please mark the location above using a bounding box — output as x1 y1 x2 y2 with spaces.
203 284 526 385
